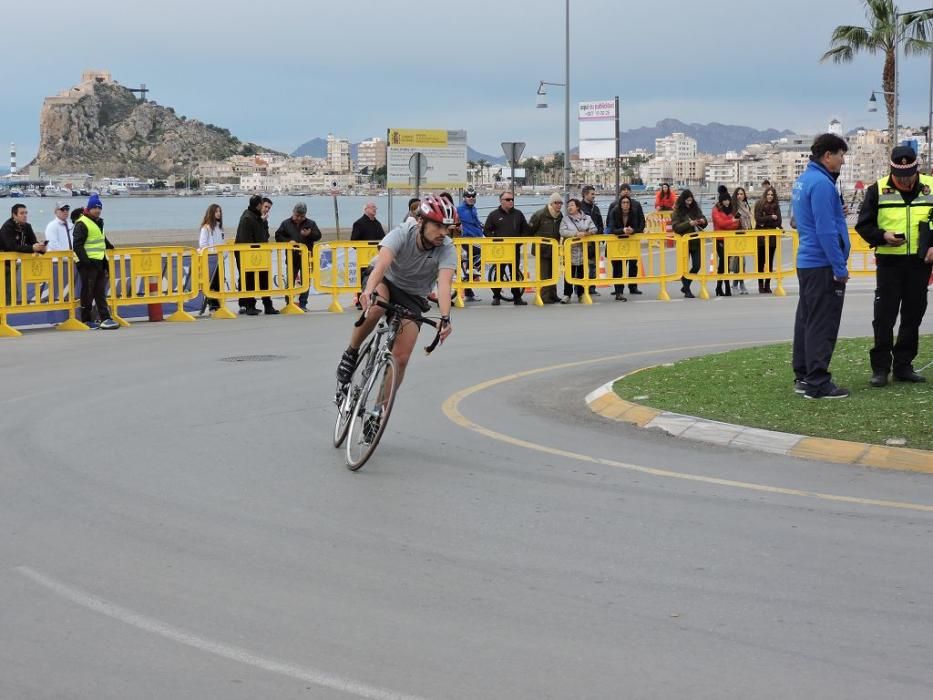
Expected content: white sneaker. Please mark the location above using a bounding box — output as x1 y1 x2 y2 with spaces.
99 318 120 330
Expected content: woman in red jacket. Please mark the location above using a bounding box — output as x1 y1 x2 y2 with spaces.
711 188 741 296
654 183 676 211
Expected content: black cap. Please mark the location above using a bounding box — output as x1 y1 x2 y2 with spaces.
890 145 918 177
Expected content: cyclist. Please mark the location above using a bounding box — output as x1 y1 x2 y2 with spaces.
336 194 456 388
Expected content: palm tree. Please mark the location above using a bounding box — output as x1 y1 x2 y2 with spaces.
821 0 933 142
467 160 477 185
477 159 489 187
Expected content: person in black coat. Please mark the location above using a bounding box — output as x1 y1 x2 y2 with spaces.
235 195 277 315
351 202 386 241
483 192 532 305
275 202 322 311
606 195 647 298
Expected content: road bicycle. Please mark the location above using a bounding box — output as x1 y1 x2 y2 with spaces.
333 295 443 471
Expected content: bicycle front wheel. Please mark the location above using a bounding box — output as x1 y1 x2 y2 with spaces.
333 339 375 448
345 353 398 471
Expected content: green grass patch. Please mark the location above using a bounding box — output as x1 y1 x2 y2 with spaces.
613 337 933 451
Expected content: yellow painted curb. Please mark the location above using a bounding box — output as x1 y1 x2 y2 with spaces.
790 437 870 464
587 375 933 474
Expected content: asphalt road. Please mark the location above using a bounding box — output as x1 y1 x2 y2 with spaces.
2 281 932 700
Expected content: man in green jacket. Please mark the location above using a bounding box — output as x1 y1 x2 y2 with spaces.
528 193 564 303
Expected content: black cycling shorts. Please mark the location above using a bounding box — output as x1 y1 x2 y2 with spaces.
360 267 430 319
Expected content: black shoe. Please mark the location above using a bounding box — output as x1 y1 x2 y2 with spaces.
491 297 501 306
715 287 724 297
683 289 695 299
244 307 260 316
894 371 926 383
614 293 628 302
355 301 363 311
794 380 809 394
629 288 643 295
869 371 889 388
514 298 528 306
591 289 601 296
805 384 850 400
336 347 359 385
264 306 280 315
238 306 248 315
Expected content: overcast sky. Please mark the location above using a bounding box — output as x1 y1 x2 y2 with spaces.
5 0 933 161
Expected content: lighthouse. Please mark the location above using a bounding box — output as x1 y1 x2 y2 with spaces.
9 142 16 175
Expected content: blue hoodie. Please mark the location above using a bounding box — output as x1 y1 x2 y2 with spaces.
456 201 484 237
791 160 849 278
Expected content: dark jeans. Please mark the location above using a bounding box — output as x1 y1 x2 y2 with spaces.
757 234 777 286
563 263 586 298
680 237 701 289
286 251 309 307
78 260 111 322
587 241 598 291
870 258 932 374
611 259 639 294
792 266 845 390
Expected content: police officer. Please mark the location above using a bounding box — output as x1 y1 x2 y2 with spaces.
855 145 933 387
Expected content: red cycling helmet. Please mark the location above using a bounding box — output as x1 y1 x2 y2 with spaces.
419 194 459 226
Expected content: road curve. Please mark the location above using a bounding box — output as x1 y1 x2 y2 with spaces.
2 285 932 700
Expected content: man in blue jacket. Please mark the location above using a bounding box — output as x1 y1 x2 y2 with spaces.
791 133 851 399
456 185 484 301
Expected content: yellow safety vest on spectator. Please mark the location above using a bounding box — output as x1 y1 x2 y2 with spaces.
78 215 106 260
875 174 933 256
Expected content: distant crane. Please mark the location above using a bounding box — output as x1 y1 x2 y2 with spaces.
127 83 149 103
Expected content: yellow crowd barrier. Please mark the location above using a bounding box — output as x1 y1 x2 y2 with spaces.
202 242 308 318
452 236 560 307
313 240 381 313
108 246 199 326
0 252 86 337
678 229 791 300
645 211 673 233
563 233 676 303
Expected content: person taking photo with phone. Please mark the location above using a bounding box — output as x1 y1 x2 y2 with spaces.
855 145 933 387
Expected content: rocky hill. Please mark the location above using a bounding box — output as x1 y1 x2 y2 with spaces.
35 71 270 177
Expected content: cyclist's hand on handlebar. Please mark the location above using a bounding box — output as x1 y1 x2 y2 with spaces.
439 316 452 343
360 291 374 314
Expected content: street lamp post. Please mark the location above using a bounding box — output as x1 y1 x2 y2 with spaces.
536 0 571 201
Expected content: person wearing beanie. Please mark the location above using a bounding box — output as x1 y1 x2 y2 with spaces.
855 145 933 387
235 194 277 315
528 192 565 303
711 189 741 297
72 194 118 329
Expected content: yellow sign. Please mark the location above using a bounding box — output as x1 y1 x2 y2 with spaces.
22 257 52 283
388 129 448 147
134 253 163 277
241 249 272 272
724 236 756 257
606 239 641 259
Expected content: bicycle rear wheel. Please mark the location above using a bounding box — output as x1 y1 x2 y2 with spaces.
333 339 375 448
345 353 398 471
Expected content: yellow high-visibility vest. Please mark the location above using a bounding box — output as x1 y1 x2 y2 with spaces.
78 215 106 260
875 174 933 255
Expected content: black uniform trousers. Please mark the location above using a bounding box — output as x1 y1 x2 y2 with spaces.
792 266 845 389
78 259 112 322
870 256 932 375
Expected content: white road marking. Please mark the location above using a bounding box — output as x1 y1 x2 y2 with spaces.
15 566 430 700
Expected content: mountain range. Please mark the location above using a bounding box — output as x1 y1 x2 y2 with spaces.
292 120 796 165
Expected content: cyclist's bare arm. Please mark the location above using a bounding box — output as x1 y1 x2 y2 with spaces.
436 268 454 341
360 247 396 312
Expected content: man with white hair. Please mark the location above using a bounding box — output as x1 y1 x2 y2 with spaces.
351 202 386 242
528 192 564 304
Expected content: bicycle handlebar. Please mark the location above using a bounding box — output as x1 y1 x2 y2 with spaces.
353 294 447 355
